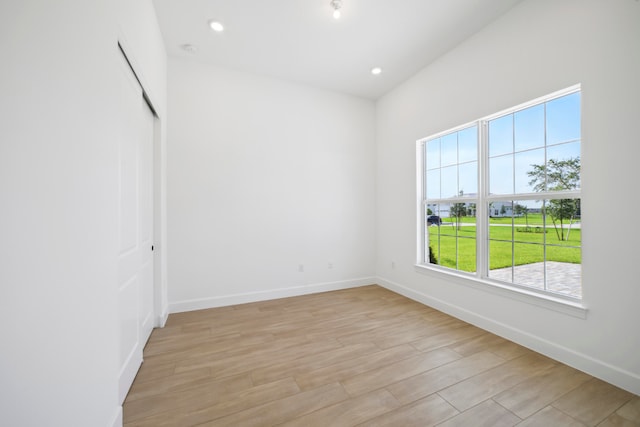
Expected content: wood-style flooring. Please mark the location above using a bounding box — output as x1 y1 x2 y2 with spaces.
123 285 640 426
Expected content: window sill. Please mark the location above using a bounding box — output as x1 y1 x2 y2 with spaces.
414 264 588 319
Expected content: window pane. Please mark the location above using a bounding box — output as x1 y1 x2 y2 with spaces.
441 165 458 198
427 201 477 273
427 238 439 265
458 126 477 163
547 92 581 145
489 201 513 224
544 198 581 245
546 143 581 191
489 115 513 157
438 235 457 269
513 243 544 287
458 236 476 273
543 149 581 192
489 155 513 195
450 202 475 229
547 141 580 164
441 133 457 167
426 204 442 264
547 242 581 262
515 148 545 194
426 139 440 170
426 169 440 199
513 200 544 240
439 217 456 236
546 248 581 298
459 161 477 196
548 141 580 162
489 240 513 279
426 203 439 218
515 104 545 152
462 205 477 228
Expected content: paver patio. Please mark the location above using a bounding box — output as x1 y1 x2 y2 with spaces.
490 261 582 299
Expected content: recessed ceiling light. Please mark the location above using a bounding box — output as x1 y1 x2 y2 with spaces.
209 21 224 32
371 67 383 75
181 44 197 53
330 0 343 19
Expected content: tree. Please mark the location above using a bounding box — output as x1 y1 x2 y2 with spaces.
546 199 580 240
529 157 580 192
450 191 467 230
527 157 580 241
450 202 467 230
513 203 529 227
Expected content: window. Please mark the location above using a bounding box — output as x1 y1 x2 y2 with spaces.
419 86 581 300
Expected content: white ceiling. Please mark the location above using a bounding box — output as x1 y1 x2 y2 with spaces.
152 0 523 100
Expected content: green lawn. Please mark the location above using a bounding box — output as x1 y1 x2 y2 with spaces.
428 217 581 272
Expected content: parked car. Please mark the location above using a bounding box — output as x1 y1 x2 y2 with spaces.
427 215 442 226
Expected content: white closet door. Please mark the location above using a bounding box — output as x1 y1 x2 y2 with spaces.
116 51 154 403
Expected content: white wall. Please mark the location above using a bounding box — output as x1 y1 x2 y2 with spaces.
0 1 166 426
167 59 376 311
376 0 640 394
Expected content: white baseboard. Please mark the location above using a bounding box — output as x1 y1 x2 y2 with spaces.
377 276 640 396
169 277 376 314
118 347 143 404
109 406 122 427
156 307 169 328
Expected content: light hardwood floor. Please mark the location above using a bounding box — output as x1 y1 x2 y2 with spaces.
123 285 640 426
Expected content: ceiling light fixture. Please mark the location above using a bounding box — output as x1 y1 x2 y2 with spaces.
330 0 343 19
209 20 224 32
371 67 382 75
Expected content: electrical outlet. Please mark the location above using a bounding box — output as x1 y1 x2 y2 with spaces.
391 261 396 269
328 262 333 269
298 264 304 272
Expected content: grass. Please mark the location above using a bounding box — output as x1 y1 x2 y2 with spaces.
428 216 581 272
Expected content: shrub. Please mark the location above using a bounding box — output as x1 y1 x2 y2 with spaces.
517 226 547 233
429 246 438 264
